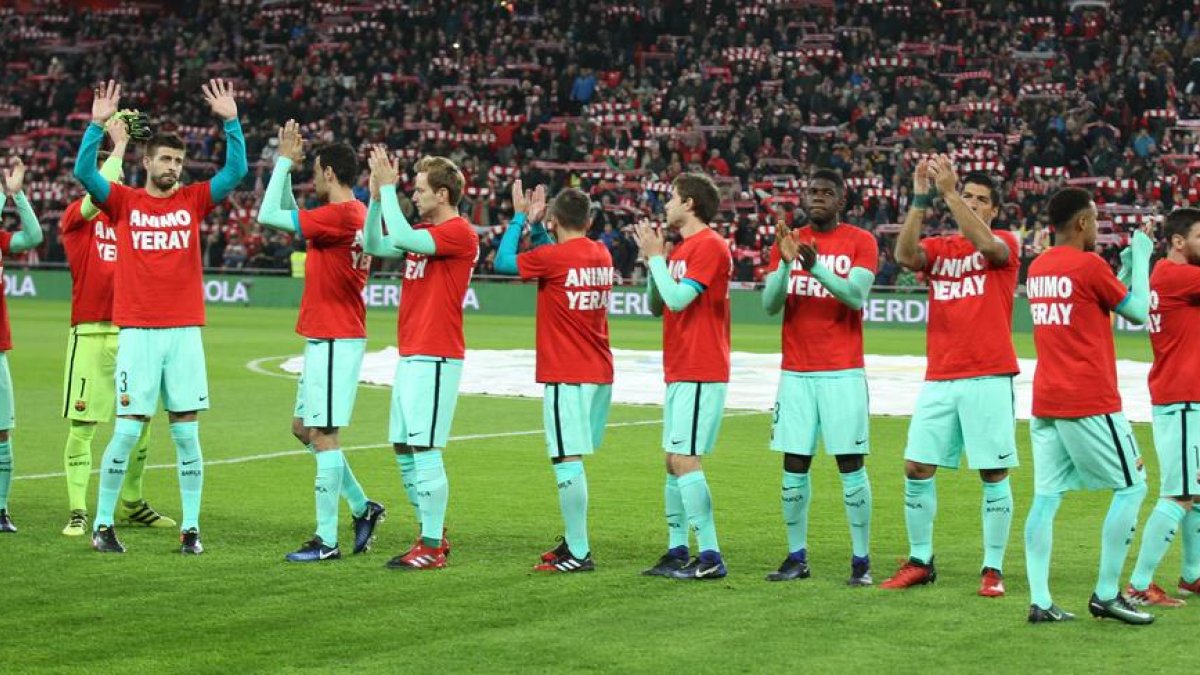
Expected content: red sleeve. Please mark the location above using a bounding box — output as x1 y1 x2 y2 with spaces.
299 205 352 247
853 230 880 273
430 221 478 259
0 231 12 256
59 201 86 236
684 236 731 289
918 236 942 274
98 182 131 219
1088 254 1130 310
992 230 1021 269
516 244 553 281
187 182 216 220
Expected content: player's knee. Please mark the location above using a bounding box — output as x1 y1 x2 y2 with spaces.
168 411 198 424
394 443 411 455
668 453 702 476
979 468 1008 483
904 460 936 480
310 427 339 450
0 429 12 443
835 454 864 473
1170 496 1193 508
783 453 811 474
291 418 308 444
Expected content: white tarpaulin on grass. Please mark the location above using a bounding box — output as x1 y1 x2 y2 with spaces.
280 349 1155 423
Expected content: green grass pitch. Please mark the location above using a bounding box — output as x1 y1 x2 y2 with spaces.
0 299 1178 673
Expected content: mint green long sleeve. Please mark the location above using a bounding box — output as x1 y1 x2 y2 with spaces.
1114 230 1152 324
7 192 44 252
647 256 701 312
256 157 300 233
380 185 435 255
762 265 790 315
809 263 875 310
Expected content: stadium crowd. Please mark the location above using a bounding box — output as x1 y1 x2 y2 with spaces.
1 0 1199 283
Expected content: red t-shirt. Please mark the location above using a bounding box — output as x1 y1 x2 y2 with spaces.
517 237 614 384
60 199 119 325
1028 246 1130 418
920 230 1020 380
397 216 479 358
98 182 215 328
767 223 878 372
297 200 370 339
0 231 14 350
1148 259 1200 405
662 227 732 383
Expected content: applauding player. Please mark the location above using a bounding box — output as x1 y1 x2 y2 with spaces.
363 148 478 570
1023 187 1153 624
0 157 45 532
73 79 248 554
634 173 732 580
761 169 878 585
257 120 385 562
494 181 614 572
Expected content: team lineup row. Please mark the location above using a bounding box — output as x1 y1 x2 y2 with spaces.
0 81 1198 627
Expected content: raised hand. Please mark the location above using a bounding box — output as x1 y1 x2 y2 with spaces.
104 115 129 147
775 219 799 263
913 158 930 195
632 219 665 258
91 80 121 124
202 79 238 121
796 239 819 271
278 119 304 165
929 154 958 196
3 157 25 195
368 146 399 187
527 184 547 223
511 178 528 214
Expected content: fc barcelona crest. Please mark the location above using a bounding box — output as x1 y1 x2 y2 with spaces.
74 400 87 412
120 394 130 407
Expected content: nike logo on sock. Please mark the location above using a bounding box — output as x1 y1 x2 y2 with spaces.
844 487 865 498
181 459 199 466
112 459 126 465
986 497 1008 504
67 453 89 459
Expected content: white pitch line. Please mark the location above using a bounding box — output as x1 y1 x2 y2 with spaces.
14 413 763 482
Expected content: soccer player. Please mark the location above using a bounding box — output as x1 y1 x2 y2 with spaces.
256 120 385 562
1124 207 1200 606
59 111 175 536
362 147 478 570
633 172 732 580
74 79 248 555
0 157 45 532
493 180 614 572
760 169 878 585
1023 187 1153 624
884 157 1020 597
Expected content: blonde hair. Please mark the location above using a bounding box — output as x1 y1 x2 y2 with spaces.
415 155 465 205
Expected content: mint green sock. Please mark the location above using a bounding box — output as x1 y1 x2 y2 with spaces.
840 467 871 558
314 450 345 546
395 453 420 524
413 450 448 547
171 421 204 532
665 475 687 549
981 477 1013 571
1182 506 1200 584
0 439 12 510
1024 493 1062 609
95 418 145 529
340 460 368 517
904 477 936 564
1130 499 1186 591
678 471 719 553
553 461 589 558
1096 482 1147 600
781 471 810 553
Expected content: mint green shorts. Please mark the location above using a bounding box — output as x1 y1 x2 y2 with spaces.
115 327 209 416
293 338 366 429
663 382 727 455
1151 403 1200 498
389 356 463 449
770 369 869 456
543 383 612 458
0 353 15 431
905 376 1018 470
1031 413 1146 493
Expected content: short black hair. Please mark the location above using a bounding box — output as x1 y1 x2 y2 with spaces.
672 172 721 224
1046 187 1094 231
810 168 844 194
549 188 592 230
1164 207 1200 242
962 171 1002 208
315 143 358 186
145 132 185 158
